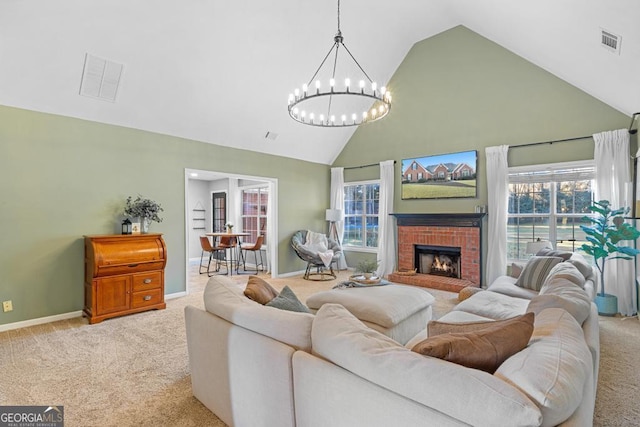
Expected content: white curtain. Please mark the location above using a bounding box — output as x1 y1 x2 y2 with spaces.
485 145 509 285
594 129 636 316
377 160 396 278
330 167 348 269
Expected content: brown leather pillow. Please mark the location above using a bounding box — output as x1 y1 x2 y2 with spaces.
428 316 511 337
243 276 279 305
412 312 534 373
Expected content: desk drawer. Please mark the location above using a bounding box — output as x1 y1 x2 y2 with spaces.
132 271 163 292
131 288 163 308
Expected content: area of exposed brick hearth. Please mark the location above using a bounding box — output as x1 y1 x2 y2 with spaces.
388 213 485 292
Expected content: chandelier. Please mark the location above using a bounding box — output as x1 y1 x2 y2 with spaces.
287 0 392 127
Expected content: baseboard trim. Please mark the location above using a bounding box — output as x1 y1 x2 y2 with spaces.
0 310 83 332
166 291 187 300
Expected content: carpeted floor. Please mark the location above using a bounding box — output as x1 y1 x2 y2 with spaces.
0 267 637 426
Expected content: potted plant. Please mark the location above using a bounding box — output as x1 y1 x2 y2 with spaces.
124 195 163 233
356 258 379 280
580 200 640 315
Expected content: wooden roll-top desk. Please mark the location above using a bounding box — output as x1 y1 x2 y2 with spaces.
84 233 167 324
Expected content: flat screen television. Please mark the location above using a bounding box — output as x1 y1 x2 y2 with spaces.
401 150 477 200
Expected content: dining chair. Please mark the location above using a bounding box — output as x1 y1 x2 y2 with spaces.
199 236 228 276
239 235 265 274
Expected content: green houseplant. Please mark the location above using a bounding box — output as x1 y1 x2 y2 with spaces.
124 195 163 233
580 200 640 315
356 258 379 279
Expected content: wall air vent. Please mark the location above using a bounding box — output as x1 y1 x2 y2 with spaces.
600 29 621 54
79 54 123 102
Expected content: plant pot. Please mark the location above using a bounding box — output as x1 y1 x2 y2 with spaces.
595 293 618 316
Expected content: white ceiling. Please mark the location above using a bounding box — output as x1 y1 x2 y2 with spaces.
1 0 638 165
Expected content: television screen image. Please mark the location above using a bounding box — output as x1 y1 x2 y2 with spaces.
401 150 477 199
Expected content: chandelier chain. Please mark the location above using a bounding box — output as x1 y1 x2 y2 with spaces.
337 0 341 33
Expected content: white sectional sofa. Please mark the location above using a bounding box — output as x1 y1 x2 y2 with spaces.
185 252 599 427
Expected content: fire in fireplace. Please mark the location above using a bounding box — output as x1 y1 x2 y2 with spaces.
415 244 461 279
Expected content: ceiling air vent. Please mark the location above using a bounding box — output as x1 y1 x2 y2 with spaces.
79 54 123 102
600 29 621 54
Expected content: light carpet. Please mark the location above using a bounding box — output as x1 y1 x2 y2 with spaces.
0 268 637 426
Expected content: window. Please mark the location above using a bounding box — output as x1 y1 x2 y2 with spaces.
212 192 227 232
508 160 595 260
343 181 380 249
241 186 268 245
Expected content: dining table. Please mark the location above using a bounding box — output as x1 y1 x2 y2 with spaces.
205 232 251 276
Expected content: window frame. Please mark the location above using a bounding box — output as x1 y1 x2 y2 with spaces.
342 179 380 253
507 159 595 261
240 184 269 246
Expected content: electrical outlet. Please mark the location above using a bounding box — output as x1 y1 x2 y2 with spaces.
2 300 13 312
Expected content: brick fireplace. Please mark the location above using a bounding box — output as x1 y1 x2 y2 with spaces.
388 213 485 292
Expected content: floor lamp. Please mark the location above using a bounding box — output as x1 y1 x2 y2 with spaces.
325 209 343 245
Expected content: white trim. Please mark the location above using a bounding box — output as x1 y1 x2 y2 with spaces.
508 159 595 174
184 168 279 293
166 291 187 300
0 310 83 332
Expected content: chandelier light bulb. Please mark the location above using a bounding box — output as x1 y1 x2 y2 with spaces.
293 107 299 116
288 94 294 105
294 88 300 98
371 108 377 119
330 78 335 87
344 78 350 91
309 113 315 123
351 113 357 123
362 111 368 120
316 80 321 94
302 83 308 95
381 86 386 95
330 115 335 124
341 114 346 124
371 82 377 92
320 114 325 124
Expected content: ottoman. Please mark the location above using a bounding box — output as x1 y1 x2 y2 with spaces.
306 284 435 345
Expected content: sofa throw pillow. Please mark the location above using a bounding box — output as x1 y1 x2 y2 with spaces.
243 276 279 305
427 315 525 337
535 247 573 260
509 262 525 279
515 256 563 291
266 285 311 313
412 312 534 373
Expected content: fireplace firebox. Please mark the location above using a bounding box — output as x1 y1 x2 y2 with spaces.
415 244 461 279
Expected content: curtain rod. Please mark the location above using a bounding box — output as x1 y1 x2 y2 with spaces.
511 117 640 149
629 112 639 135
344 160 396 170
510 135 592 149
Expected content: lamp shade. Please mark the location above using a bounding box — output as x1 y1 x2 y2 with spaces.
325 209 343 222
526 240 553 255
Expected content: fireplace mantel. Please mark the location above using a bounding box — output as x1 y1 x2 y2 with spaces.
391 213 486 228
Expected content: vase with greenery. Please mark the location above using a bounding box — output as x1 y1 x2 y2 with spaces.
124 195 163 233
356 258 379 279
580 200 640 315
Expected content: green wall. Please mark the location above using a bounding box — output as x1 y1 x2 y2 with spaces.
334 26 631 268
0 106 329 325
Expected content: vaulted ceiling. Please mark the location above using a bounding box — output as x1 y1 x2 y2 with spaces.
1 0 638 165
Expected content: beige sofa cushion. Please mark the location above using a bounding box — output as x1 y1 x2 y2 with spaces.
203 276 314 351
312 303 542 427
526 265 592 325
495 308 592 426
453 290 530 319
487 275 540 300
541 262 585 288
